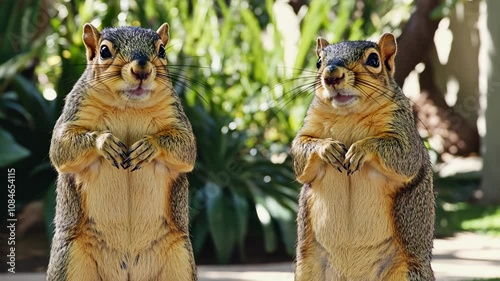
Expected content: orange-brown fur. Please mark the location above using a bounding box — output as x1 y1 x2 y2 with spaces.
292 34 434 281
47 23 196 281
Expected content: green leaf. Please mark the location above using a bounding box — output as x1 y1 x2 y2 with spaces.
191 215 210 255
246 179 278 253
264 196 297 255
29 162 53 178
13 74 55 129
232 191 249 259
206 183 237 263
293 0 336 71
0 128 30 167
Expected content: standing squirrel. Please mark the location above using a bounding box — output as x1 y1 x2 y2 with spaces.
292 33 435 280
47 23 197 281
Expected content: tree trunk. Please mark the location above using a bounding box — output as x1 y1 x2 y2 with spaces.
415 1 481 156
395 0 441 86
480 0 500 203
397 0 481 156
416 49 480 157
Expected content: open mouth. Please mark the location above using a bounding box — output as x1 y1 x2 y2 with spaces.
130 87 147 96
332 92 356 104
124 86 150 98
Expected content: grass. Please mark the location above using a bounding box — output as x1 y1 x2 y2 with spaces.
435 174 500 237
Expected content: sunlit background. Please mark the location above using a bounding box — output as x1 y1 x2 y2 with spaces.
0 0 499 273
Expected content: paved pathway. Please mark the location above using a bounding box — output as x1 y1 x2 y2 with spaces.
2 233 500 281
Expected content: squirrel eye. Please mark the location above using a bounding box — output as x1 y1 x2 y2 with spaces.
158 44 166 59
366 53 380 68
100 45 112 59
316 57 322 69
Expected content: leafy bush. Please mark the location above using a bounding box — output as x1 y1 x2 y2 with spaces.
185 95 298 262
0 0 57 220
1 0 417 263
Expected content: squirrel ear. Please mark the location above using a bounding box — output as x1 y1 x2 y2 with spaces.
83 23 101 61
316 37 329 57
377 33 397 76
156 23 170 46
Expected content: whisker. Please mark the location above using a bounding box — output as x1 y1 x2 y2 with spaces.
268 80 319 113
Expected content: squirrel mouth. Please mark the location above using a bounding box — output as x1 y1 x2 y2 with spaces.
125 86 150 98
131 87 146 96
332 92 356 104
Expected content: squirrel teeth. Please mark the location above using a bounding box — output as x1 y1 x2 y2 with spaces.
125 86 150 98
332 92 356 104
131 88 146 96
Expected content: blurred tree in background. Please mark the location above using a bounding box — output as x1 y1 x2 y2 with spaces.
1 0 498 265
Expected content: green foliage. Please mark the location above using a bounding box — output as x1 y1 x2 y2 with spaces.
431 0 463 19
435 175 500 237
0 128 30 167
1 0 423 263
185 94 298 263
0 0 57 210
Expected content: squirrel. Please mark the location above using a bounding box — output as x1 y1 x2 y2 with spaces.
291 33 435 280
47 23 197 281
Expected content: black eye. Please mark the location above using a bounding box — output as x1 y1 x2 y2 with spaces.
100 45 112 59
316 57 322 69
366 53 379 68
158 44 166 59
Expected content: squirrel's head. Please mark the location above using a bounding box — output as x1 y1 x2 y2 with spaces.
315 33 398 113
82 23 170 101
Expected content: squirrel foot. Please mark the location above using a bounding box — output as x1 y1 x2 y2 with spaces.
121 136 159 171
95 131 128 169
318 139 348 173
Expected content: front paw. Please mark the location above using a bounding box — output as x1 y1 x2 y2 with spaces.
95 131 128 169
318 139 348 173
121 136 159 171
344 141 372 175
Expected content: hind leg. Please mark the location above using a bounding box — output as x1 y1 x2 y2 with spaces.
159 237 196 281
47 234 72 281
407 264 435 281
130 234 196 281
296 186 338 281
47 236 104 281
295 237 330 281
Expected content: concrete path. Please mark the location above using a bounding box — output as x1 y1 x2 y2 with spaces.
2 233 500 281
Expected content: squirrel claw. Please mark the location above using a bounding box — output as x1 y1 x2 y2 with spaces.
122 156 131 164
319 139 347 172
96 132 128 168
123 137 159 170
117 141 128 150
120 162 130 169
344 141 371 176
104 151 120 169
344 145 366 175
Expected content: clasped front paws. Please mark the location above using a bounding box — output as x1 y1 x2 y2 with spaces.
318 139 371 175
95 132 159 171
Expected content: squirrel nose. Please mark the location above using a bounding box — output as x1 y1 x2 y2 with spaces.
323 65 345 86
131 65 151 81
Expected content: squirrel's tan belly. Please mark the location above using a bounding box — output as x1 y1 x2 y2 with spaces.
78 161 173 251
74 109 177 252
309 164 407 278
